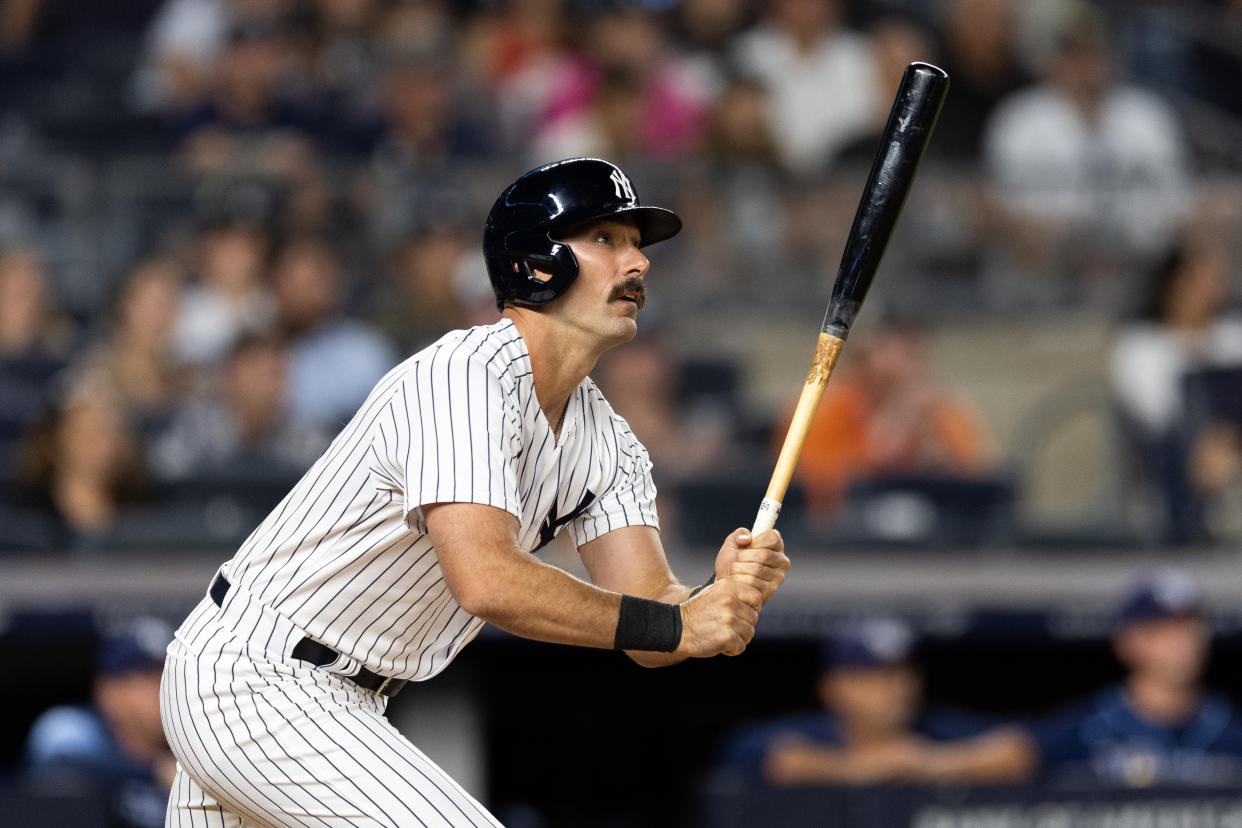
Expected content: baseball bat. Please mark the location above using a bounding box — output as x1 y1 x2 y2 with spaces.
751 62 949 536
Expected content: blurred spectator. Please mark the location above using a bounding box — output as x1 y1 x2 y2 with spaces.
533 67 649 162
458 0 571 155
23 617 176 828
15 373 147 541
931 0 1029 161
593 334 735 485
732 0 881 174
717 617 1033 785
833 14 937 164
674 77 784 303
1110 238 1242 544
1029 567 1242 787
779 319 995 516
74 257 189 429
0 244 74 365
672 0 753 62
172 218 275 368
0 247 72 489
982 3 1189 310
369 52 494 172
174 17 321 177
1121 0 1242 122
371 222 490 354
272 233 396 428
868 15 937 104
703 76 779 167
310 0 382 100
532 5 714 161
151 332 327 480
131 0 294 115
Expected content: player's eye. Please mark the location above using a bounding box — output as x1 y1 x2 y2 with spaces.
595 232 611 244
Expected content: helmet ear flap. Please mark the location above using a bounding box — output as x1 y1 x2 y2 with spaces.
547 237 579 288
495 239 580 310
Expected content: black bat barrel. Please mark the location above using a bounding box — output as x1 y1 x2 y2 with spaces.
821 62 949 340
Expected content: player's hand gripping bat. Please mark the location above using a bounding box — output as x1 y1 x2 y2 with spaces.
752 62 950 536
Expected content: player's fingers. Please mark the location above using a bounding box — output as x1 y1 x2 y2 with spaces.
724 626 752 656
732 545 790 567
729 560 788 581
725 593 760 625
730 528 752 547
731 581 764 612
749 528 783 551
726 573 782 606
726 572 766 594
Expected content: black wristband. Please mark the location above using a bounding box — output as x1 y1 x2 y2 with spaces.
688 573 715 598
614 595 682 652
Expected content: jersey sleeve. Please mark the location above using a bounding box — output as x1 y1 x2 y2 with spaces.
566 417 659 546
381 345 523 531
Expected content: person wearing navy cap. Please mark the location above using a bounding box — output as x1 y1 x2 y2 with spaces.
1030 567 1242 787
22 617 176 828
716 616 1034 785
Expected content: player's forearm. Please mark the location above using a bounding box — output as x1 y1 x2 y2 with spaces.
763 743 878 785
454 551 630 650
917 728 1038 783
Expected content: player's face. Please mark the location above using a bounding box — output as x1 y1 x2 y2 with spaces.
547 217 650 348
1115 615 1208 687
821 665 921 735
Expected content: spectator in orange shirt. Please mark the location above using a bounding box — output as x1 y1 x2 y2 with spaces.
778 319 995 515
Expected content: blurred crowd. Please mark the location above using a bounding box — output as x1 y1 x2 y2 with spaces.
13 566 1240 828
717 567 1242 793
2 0 1242 552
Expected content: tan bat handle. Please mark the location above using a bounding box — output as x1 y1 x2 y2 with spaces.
751 332 845 536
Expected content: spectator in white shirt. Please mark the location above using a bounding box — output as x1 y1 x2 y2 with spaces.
982 3 1189 310
731 0 881 175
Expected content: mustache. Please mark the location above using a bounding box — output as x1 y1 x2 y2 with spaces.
609 277 647 309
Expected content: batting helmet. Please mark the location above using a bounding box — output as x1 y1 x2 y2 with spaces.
483 158 682 310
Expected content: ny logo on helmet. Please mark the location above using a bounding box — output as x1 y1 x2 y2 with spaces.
610 169 635 202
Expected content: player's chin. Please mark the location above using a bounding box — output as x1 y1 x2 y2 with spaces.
601 315 638 346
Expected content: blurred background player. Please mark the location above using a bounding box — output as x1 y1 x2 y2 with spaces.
1029 567 1242 788
716 616 1033 785
21 617 176 828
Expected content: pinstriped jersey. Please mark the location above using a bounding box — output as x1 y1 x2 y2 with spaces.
222 318 659 682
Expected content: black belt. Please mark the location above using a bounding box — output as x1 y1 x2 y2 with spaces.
210 573 407 698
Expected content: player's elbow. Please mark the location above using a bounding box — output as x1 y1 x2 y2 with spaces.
448 577 502 620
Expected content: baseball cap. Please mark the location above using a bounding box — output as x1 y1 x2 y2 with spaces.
96 617 172 677
821 617 915 672
1116 567 1203 628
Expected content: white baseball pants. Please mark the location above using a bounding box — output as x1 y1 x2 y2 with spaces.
160 577 502 827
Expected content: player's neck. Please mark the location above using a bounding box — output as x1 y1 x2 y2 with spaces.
504 309 601 430
1124 674 1201 727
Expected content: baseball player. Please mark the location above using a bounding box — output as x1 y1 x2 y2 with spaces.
160 157 790 827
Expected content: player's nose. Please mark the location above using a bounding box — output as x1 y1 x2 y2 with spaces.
623 244 649 278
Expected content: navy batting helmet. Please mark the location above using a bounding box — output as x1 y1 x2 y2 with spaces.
483 158 682 310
